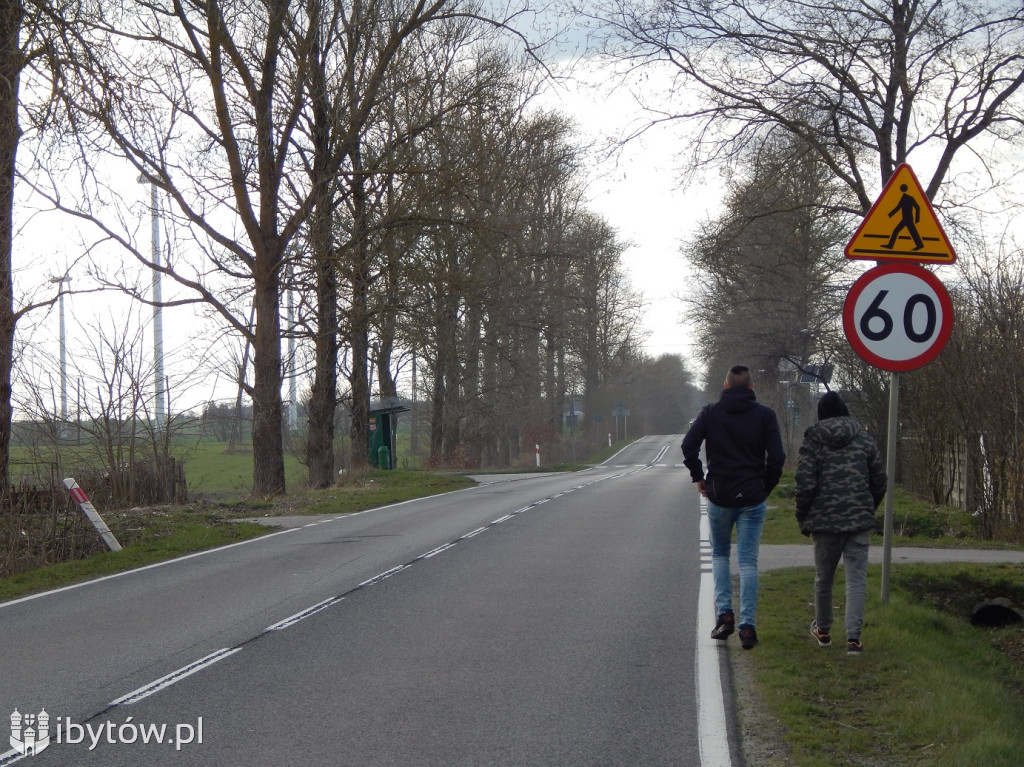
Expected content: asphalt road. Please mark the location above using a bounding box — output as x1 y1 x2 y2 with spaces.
1 436 711 766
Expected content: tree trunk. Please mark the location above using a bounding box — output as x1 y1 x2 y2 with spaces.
0 0 22 495
306 247 338 488
347 171 371 468
251 267 286 496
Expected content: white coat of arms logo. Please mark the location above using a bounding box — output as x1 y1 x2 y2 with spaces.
9 709 51 756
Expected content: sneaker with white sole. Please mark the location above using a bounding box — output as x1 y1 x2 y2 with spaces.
810 621 831 647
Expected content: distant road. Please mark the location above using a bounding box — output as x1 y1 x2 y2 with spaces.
1 436 722 766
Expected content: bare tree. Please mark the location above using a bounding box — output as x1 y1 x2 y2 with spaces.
686 137 855 365
31 0 534 495
587 0 1024 205
900 247 1024 541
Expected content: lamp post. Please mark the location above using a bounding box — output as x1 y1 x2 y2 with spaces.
138 176 165 432
48 276 70 435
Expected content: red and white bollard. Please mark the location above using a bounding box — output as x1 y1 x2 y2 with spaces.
535 443 540 467
64 478 123 552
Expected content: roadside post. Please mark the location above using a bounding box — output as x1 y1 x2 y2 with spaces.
63 477 123 552
843 164 956 603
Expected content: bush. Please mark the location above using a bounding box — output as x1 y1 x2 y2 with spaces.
890 486 977 539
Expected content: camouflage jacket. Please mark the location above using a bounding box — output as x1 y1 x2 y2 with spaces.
794 416 887 534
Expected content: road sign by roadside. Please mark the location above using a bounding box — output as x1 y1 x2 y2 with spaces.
845 164 956 264
843 262 953 372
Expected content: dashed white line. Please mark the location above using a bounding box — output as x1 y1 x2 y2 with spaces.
358 564 410 588
265 597 345 631
110 648 242 706
68 462 669 731
419 543 457 560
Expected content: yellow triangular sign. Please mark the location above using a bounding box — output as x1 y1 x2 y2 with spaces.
845 164 956 264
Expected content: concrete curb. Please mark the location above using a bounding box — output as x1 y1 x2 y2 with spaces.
760 544 1024 571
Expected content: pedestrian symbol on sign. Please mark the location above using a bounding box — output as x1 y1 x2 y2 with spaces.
845 164 956 264
884 184 923 251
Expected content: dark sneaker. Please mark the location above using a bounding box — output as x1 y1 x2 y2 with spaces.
711 611 735 640
810 622 831 647
739 624 758 649
847 639 864 655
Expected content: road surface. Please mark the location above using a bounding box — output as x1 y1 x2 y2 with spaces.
2 436 732 766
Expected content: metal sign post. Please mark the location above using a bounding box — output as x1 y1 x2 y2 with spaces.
843 164 956 603
881 372 899 603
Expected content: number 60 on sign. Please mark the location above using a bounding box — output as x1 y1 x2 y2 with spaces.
842 262 954 372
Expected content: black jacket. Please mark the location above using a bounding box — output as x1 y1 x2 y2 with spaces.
681 386 786 507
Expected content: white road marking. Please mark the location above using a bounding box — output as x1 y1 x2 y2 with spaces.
696 500 733 767
110 648 242 706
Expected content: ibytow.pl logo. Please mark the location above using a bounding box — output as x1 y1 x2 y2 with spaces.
9 710 203 756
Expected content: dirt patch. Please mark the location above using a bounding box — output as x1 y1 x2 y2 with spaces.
729 647 794 767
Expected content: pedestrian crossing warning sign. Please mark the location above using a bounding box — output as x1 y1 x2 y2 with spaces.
845 164 956 264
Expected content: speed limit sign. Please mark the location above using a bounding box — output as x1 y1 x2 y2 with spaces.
843 262 953 372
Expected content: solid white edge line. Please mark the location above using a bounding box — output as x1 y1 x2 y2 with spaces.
110 647 242 706
0 493 446 611
697 505 733 767
0 527 301 610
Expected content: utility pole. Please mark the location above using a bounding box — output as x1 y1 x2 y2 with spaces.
49 276 70 437
138 176 165 432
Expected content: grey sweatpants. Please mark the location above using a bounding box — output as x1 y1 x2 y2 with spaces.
812 530 870 641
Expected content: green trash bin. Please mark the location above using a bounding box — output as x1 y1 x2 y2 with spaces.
377 445 390 470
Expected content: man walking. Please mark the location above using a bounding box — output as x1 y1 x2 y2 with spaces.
682 365 786 649
795 391 886 654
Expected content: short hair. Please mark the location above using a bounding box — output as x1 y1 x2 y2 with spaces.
725 364 753 388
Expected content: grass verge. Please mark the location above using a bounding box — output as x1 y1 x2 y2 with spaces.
1 469 475 603
749 472 1024 765
735 563 1024 766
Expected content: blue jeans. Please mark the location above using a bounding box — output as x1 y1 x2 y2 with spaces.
708 500 766 627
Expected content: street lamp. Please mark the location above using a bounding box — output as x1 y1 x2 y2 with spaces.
48 276 70 433
138 175 165 432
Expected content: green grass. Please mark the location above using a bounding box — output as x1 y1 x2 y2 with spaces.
730 471 1024 765
295 470 475 514
181 441 308 496
742 564 1024 766
0 466 475 602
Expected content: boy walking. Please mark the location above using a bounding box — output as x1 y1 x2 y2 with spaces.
795 392 887 654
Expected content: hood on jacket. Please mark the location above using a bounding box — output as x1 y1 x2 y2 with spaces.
718 385 758 414
804 415 861 449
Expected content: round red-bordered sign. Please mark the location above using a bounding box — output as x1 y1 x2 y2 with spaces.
843 262 954 372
